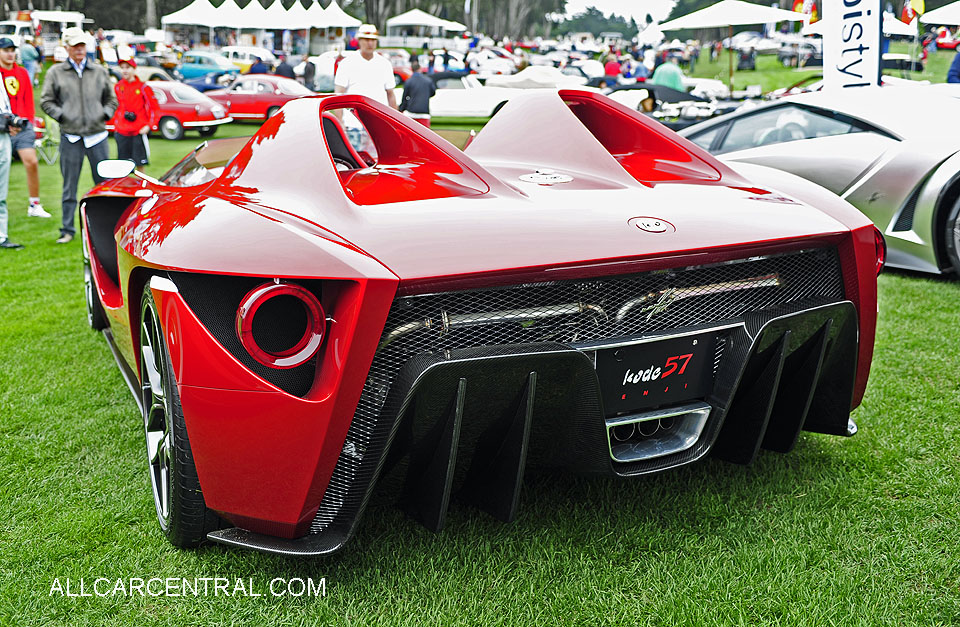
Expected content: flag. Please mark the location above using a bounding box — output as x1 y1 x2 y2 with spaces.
911 0 925 15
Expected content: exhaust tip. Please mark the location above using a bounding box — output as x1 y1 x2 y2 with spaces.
605 402 712 463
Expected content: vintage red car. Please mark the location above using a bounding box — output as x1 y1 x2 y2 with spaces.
82 91 883 555
105 81 233 141
205 74 315 121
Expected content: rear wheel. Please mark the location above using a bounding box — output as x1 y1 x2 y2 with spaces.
158 116 184 140
945 197 960 275
266 106 280 119
140 284 221 547
198 126 218 137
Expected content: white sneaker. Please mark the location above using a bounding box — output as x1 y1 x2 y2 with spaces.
28 204 51 218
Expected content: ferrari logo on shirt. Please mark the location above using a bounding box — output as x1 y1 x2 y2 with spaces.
4 76 18 97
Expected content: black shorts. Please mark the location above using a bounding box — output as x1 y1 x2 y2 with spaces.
10 122 34 152
115 133 150 166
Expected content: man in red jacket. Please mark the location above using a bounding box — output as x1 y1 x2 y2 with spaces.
0 37 49 218
112 58 158 171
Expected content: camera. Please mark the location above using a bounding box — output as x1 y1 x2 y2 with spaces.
123 111 137 122
0 113 27 133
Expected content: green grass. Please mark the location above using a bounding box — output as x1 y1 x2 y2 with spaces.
2 74 960 625
689 42 956 91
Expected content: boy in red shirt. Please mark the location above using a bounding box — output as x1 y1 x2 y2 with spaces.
112 58 158 171
0 37 49 218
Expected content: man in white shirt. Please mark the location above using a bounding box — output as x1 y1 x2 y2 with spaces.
334 24 398 109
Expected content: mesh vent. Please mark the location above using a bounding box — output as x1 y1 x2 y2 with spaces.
892 183 922 232
310 247 845 536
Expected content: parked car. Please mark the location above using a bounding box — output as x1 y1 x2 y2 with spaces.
777 40 823 68
82 90 881 555
221 45 278 72
105 81 231 140
182 71 236 93
206 74 314 121
177 50 241 81
680 88 960 275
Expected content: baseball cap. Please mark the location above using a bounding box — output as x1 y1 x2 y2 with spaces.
63 27 93 47
356 24 379 40
118 57 137 68
0 38 16 49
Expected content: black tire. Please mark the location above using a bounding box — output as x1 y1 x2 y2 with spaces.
82 234 107 331
158 116 184 140
266 106 280 119
198 126 218 138
140 284 221 547
945 197 960 275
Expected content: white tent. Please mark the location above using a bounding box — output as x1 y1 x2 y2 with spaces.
386 8 451 30
304 0 328 28
239 0 269 28
658 0 808 30
161 0 219 27
286 0 310 27
215 0 254 29
441 18 467 32
921 1 960 25
261 0 302 30
320 0 361 28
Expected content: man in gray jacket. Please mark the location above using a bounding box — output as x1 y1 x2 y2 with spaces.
40 27 117 244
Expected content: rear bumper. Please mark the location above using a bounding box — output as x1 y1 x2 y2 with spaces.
208 299 859 555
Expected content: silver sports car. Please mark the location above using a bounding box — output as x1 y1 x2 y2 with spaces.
679 88 960 276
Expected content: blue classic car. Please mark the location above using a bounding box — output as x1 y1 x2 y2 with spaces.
176 50 240 81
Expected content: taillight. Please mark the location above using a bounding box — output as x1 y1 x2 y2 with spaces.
874 226 886 275
236 281 325 369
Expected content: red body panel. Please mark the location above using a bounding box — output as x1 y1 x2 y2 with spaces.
83 90 879 538
106 82 229 134
206 75 313 121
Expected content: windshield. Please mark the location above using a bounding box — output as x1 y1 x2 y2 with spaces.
170 85 208 103
161 136 251 187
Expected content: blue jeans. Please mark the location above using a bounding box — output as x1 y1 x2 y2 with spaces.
59 136 108 237
0 134 10 240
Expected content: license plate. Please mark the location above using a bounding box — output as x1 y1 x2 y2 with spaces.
213 111 225 119
595 332 715 415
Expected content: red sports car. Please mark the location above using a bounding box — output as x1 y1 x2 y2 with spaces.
205 74 315 121
105 81 233 141
82 91 883 555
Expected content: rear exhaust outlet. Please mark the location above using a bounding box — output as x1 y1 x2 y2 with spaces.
605 401 712 463
636 419 659 437
611 423 635 442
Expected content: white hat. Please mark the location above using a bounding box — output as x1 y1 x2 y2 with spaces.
356 24 379 40
63 27 93 48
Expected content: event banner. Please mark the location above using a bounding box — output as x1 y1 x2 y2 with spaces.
822 0 883 89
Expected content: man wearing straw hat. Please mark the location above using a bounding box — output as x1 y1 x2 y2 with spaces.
334 24 397 109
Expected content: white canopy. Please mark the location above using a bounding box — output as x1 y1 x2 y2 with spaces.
659 0 808 30
262 0 302 30
161 0 219 27
240 0 268 28
442 18 467 32
319 0 361 28
386 8 452 29
921 0 960 25
286 0 310 27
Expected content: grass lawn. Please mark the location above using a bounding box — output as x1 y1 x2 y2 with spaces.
1 71 960 625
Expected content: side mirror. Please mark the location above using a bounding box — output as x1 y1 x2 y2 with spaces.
97 159 136 179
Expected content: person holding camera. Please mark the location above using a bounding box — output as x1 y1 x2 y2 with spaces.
0 65 23 249
0 37 50 220
40 27 117 244
112 58 158 171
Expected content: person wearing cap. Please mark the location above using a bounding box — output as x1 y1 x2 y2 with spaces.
40 27 117 244
112 58 158 172
0 37 49 220
334 24 397 109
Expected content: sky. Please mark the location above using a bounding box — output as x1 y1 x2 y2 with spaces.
563 0 678 25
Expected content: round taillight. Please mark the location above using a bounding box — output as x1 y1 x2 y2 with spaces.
874 226 886 275
236 282 325 369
